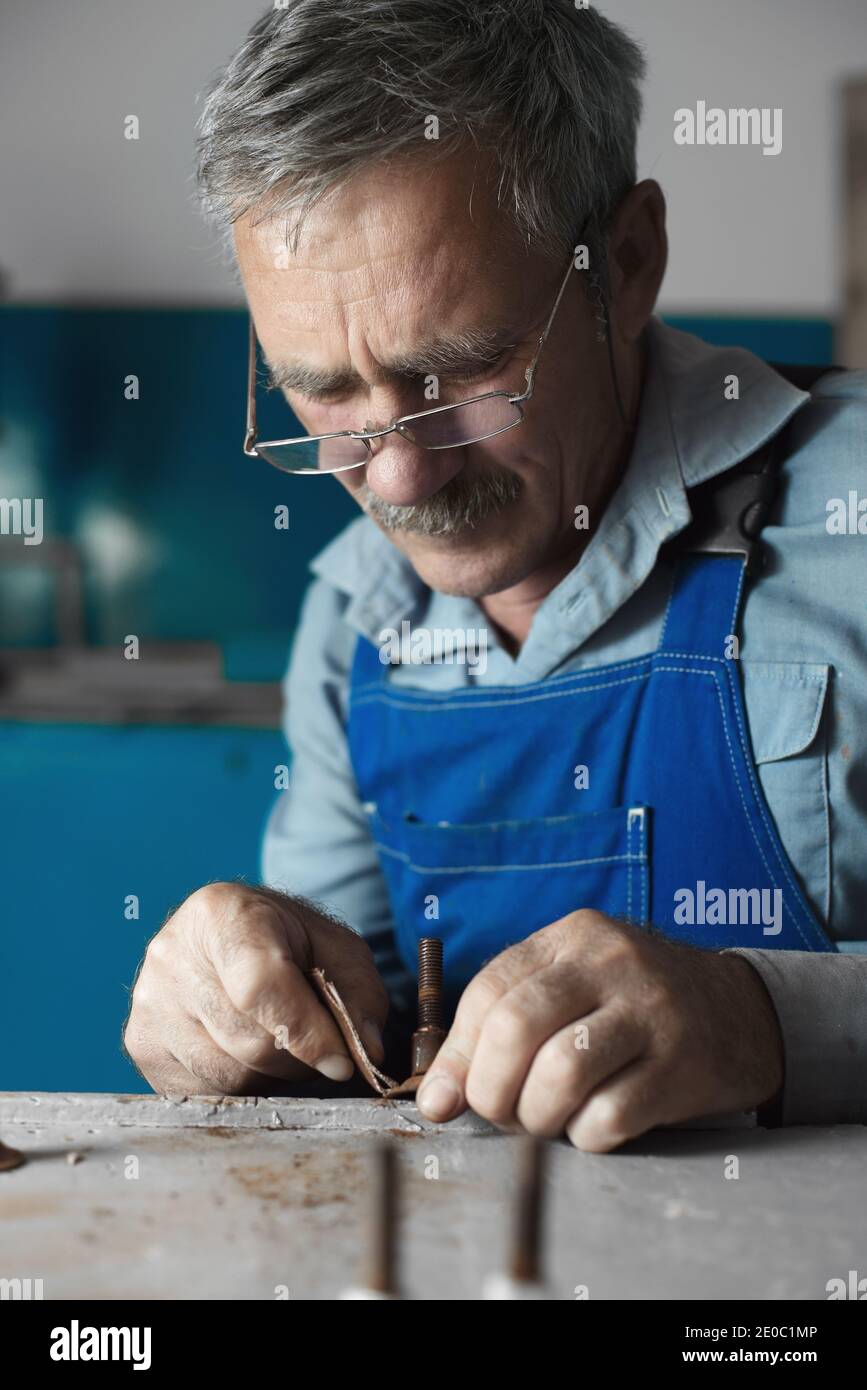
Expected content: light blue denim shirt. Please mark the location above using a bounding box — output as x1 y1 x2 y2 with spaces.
263 319 867 1125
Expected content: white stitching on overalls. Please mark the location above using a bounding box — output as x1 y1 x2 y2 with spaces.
374 843 640 875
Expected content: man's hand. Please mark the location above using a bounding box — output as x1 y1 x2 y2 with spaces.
416 910 784 1151
124 883 388 1095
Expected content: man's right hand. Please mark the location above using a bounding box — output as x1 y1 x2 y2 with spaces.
123 882 388 1096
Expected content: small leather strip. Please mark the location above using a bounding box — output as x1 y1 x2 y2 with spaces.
309 968 400 1095
384 1075 423 1098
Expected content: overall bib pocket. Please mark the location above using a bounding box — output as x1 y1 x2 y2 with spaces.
364 802 651 984
741 661 831 927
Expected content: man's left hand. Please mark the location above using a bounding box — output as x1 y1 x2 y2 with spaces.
416 910 784 1150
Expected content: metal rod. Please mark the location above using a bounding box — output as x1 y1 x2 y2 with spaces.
368 1141 398 1296
509 1136 546 1283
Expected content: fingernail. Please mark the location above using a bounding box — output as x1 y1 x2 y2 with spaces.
418 1074 460 1121
315 1053 354 1082
360 1018 384 1060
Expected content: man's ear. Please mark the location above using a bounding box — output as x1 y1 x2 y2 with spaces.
607 180 668 343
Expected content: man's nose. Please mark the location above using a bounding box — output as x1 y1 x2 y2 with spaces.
362 409 465 507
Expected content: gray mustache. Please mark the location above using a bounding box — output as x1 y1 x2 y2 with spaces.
358 469 522 536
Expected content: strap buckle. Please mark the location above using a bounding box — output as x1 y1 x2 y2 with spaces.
670 458 778 578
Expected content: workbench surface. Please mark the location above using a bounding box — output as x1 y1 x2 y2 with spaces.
1 1093 864 1301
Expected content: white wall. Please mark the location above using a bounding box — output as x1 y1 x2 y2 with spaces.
1 0 864 312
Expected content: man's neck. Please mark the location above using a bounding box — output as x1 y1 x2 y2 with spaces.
479 541 593 653
480 338 648 654
480 435 634 652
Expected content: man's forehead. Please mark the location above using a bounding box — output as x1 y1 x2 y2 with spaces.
237 214 521 310
233 153 540 319
237 146 505 262
265 319 523 395
233 153 554 385
238 231 544 388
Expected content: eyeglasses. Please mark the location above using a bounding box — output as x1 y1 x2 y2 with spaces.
243 232 586 476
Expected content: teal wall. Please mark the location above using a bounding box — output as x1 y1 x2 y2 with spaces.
1 723 284 1092
0 309 836 1093
0 307 357 667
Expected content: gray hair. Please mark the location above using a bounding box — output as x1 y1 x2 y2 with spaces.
197 0 646 264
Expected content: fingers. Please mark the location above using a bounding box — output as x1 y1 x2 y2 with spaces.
202 895 359 1079
415 1036 475 1124
418 954 600 1125
516 1007 644 1137
126 883 391 1092
414 914 734 1147
565 1057 661 1153
169 1016 283 1094
140 902 346 1082
464 964 601 1125
418 933 553 1119
125 1034 201 1095
417 966 508 1122
125 1014 275 1096
191 972 320 1081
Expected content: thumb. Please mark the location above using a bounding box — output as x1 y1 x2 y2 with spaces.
416 1030 474 1122
417 965 509 1122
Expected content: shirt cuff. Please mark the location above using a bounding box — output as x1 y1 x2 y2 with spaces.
724 948 867 1125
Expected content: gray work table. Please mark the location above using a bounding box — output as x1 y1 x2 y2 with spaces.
1 1092 864 1301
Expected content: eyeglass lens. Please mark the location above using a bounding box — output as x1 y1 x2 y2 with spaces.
257 395 523 474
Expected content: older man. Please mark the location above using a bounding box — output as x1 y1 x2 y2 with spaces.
124 0 867 1150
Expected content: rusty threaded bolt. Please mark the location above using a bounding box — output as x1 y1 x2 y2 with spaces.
411 936 446 1075
417 937 443 1029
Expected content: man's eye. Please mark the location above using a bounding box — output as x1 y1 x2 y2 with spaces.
442 354 512 387
436 368 501 398
304 389 350 406
290 385 359 411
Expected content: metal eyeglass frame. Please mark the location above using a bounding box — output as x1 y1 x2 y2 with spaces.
243 228 588 476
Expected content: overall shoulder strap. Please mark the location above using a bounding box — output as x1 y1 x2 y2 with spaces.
668 361 838 577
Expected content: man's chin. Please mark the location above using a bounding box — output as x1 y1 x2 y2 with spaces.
393 529 535 600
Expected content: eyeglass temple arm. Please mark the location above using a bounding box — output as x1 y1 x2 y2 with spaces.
244 317 258 454
515 250 580 403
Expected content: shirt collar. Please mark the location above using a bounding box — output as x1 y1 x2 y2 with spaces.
311 319 813 659
311 509 426 639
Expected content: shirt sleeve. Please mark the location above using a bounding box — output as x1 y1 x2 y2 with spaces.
261 576 415 1012
731 372 867 1125
725 948 867 1125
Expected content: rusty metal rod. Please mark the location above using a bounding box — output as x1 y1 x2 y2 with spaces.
509 1136 546 1283
368 1141 399 1296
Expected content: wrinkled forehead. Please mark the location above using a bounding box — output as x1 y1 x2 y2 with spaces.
233 152 549 358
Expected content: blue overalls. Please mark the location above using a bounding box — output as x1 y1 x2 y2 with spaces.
347 422 837 997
